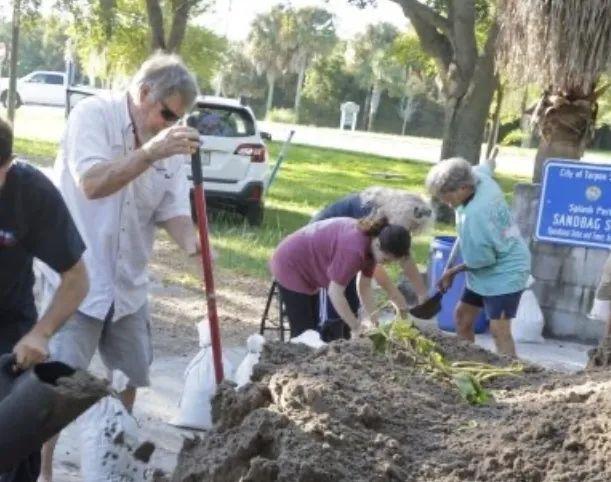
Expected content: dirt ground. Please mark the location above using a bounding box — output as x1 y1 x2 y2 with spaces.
148 236 270 354
169 333 610 482
115 237 610 482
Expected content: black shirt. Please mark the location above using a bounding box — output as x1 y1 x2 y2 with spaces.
0 162 85 336
311 192 375 222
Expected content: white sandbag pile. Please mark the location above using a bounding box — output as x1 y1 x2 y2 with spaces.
170 320 234 430
80 371 154 482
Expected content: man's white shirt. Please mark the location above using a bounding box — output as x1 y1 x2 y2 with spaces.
48 91 191 321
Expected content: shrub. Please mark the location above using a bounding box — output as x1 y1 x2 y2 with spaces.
265 108 297 124
500 128 525 146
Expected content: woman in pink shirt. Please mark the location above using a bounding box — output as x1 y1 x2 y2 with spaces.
270 216 410 338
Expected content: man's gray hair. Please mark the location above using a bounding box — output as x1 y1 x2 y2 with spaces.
360 187 433 234
425 157 475 198
130 51 199 107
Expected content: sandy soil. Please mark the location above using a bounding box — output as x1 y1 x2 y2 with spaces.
170 334 610 482
148 236 271 354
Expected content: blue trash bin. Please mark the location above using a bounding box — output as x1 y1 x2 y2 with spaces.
427 236 489 333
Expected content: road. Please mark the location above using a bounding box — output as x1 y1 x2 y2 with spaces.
6 104 611 179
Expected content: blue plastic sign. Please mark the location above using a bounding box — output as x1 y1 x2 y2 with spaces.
536 160 611 249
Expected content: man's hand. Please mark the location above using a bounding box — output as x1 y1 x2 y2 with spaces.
142 125 200 163
12 329 50 371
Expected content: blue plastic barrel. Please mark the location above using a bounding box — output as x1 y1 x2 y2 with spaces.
427 236 489 333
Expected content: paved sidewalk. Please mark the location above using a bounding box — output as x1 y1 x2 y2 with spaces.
260 121 611 179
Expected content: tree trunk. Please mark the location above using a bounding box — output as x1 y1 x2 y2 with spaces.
368 83 382 131
485 81 503 162
265 74 276 118
293 61 306 122
519 87 531 148
7 0 20 124
362 87 372 130
401 96 409 135
394 1 498 165
532 91 597 182
167 0 190 53
99 0 116 40
145 0 166 51
440 54 496 164
439 31 497 164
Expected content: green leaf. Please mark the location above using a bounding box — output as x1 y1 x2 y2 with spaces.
453 373 491 405
369 331 389 354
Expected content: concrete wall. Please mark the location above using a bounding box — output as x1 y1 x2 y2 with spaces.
513 183 607 343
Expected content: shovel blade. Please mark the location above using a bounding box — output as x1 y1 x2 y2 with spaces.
409 291 443 319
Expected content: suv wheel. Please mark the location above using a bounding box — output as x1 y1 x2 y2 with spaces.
245 202 264 226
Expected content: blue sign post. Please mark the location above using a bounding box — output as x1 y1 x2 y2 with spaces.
536 160 611 249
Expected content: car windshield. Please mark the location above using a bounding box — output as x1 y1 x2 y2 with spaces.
194 106 255 137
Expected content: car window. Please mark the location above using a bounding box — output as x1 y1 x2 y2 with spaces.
195 107 255 137
28 74 46 83
45 74 64 85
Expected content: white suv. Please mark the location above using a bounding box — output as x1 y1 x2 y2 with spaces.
0 70 66 107
187 96 270 226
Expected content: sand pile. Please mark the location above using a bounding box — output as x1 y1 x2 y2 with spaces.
171 329 610 482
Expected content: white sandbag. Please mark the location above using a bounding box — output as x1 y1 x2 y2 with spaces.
290 329 327 348
80 371 152 482
512 286 545 344
234 334 266 388
589 298 610 321
170 320 234 430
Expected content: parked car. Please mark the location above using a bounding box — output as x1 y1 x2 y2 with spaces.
0 70 66 107
186 96 271 226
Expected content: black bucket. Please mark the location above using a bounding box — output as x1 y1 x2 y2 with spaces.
0 354 107 471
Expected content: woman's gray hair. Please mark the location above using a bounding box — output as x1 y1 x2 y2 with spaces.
130 51 199 107
360 186 434 234
425 157 475 198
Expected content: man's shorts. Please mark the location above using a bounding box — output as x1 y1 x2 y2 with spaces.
461 287 523 320
49 303 153 387
595 254 611 301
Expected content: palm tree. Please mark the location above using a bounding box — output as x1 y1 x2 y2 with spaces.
286 7 338 120
351 23 403 131
392 33 438 135
248 6 292 117
498 0 611 182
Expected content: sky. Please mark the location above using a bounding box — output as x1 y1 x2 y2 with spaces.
197 0 410 41
0 0 410 41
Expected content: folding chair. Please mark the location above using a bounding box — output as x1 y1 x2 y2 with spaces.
259 280 289 342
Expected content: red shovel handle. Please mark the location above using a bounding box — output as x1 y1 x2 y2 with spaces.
188 114 224 384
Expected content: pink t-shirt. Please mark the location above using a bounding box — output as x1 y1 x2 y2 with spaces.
270 217 376 294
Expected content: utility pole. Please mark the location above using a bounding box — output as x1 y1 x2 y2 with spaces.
7 0 21 123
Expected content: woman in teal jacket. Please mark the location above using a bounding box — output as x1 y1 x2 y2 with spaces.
425 157 531 356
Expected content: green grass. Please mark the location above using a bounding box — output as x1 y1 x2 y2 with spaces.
13 137 526 279
14 138 57 165
208 142 526 278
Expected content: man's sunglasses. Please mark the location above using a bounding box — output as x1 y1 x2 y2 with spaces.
160 101 181 123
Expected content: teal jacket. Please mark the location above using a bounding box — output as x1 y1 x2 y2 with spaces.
456 165 531 296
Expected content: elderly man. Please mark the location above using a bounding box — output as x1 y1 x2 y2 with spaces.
0 117 88 482
589 253 611 367
39 53 201 482
425 158 531 357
